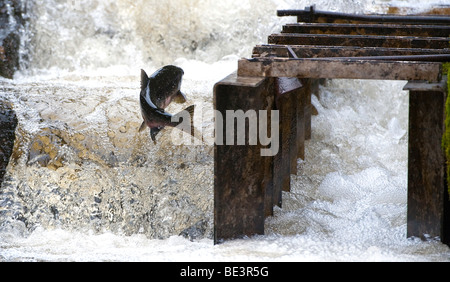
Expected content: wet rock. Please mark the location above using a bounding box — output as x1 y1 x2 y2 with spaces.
179 219 208 241
0 219 28 238
27 127 67 170
0 77 214 240
0 99 17 185
0 33 20 79
0 0 25 79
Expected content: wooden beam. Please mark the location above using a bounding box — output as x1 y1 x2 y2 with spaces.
253 45 450 59
238 58 443 82
268 33 450 49
277 7 450 25
282 23 450 37
386 5 450 16
303 79 312 141
406 83 449 244
296 79 307 160
403 79 447 92
213 72 275 244
275 77 302 194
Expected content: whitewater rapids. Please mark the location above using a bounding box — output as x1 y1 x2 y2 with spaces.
1 0 450 261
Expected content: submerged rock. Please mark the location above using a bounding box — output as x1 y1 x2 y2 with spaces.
0 0 26 79
0 99 17 185
179 219 209 241
0 33 20 79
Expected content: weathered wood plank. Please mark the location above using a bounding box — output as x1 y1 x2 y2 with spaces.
268 33 450 49
403 79 447 92
296 82 306 160
277 7 450 25
386 5 450 16
281 23 450 37
303 79 312 140
291 54 450 62
238 58 443 81
238 58 442 82
275 77 302 193
407 88 449 243
213 72 275 244
253 45 450 60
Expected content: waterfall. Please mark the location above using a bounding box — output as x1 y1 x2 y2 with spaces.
1 0 449 261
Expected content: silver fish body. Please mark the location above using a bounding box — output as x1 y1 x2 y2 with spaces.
139 66 194 143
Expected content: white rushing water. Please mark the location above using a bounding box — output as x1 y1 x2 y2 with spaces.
1 0 450 261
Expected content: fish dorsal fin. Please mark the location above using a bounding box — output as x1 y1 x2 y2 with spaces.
140 69 149 90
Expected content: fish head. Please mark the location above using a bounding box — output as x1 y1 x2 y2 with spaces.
148 65 186 109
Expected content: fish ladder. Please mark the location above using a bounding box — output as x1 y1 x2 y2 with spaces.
213 5 450 245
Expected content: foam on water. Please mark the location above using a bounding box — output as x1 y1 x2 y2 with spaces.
1 225 448 261
1 0 450 261
2 74 449 261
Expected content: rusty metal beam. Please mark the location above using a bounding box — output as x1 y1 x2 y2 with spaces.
282 23 450 37
238 57 442 82
278 6 450 24
268 33 450 49
252 45 450 59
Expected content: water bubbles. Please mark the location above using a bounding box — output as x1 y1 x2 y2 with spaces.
386 117 407 143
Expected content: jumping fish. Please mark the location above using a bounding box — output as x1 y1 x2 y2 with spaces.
138 65 195 143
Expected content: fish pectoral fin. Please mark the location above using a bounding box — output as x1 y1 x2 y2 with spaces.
138 121 147 132
173 90 187 104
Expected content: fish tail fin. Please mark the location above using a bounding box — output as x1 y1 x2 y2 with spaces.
172 104 195 135
172 105 204 143
185 105 195 137
184 104 195 119
140 69 149 90
172 104 194 121
183 105 204 142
